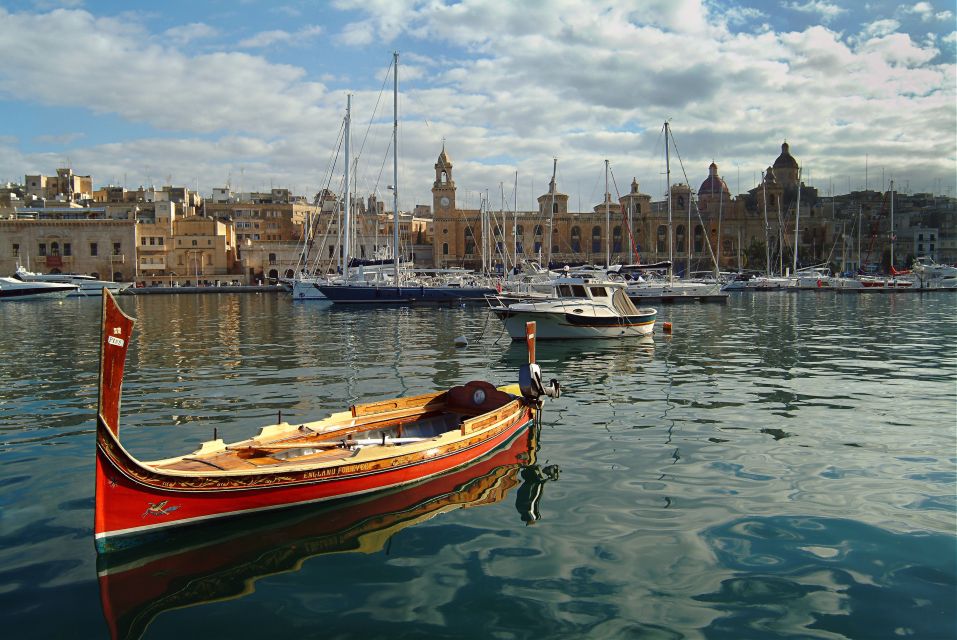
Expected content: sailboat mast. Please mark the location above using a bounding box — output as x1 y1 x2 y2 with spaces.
513 170 518 271
665 122 674 285
343 94 352 284
889 179 895 270
392 52 400 282
793 166 801 275
604 159 610 268
547 158 557 267
761 170 770 276
686 185 692 278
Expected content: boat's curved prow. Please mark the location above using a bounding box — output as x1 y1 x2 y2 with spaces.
98 288 135 438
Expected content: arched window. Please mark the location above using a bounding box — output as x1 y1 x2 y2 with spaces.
552 202 559 214
516 226 524 254
570 226 581 253
516 225 524 237
635 203 641 214
50 241 60 256
677 195 685 209
591 226 602 254
285 269 294 278
533 225 544 253
268 269 279 281
657 225 667 253
613 226 623 253
494 225 503 238
464 228 475 255
676 225 686 253
694 225 704 253
268 253 277 265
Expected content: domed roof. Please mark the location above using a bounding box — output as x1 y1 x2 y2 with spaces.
698 162 730 197
773 142 798 170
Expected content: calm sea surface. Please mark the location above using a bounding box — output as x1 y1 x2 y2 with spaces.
0 291 954 639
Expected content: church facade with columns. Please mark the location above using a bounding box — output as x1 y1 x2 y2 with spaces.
430 142 829 275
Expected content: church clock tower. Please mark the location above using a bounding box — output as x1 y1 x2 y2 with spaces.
432 144 456 213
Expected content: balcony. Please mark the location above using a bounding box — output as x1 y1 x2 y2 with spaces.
139 258 167 270
110 254 125 263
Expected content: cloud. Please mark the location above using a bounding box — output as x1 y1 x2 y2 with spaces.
1 1 953 210
163 22 219 46
0 9 332 138
239 25 323 48
903 2 955 22
784 1 847 23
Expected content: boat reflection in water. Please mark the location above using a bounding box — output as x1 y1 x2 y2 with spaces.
97 422 557 640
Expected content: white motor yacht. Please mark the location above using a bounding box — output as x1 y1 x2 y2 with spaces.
0 276 77 300
488 277 657 340
13 267 132 297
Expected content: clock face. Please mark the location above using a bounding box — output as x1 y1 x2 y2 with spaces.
440 196 450 208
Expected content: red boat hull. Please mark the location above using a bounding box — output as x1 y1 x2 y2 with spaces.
97 423 539 640
94 407 534 552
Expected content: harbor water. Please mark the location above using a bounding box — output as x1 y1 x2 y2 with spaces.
1 292 954 639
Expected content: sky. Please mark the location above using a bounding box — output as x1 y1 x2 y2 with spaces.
0 0 954 213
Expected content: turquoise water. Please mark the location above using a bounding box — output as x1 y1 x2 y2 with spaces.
0 292 954 639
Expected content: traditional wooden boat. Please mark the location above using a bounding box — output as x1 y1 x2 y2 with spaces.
94 290 559 553
97 422 556 640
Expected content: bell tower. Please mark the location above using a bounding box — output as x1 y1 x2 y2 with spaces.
432 143 456 213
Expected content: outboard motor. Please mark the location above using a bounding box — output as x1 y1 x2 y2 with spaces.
519 321 561 402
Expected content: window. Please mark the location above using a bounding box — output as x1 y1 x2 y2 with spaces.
442 243 448 255
694 225 704 253
12 243 19 257
39 243 47 257
64 243 71 257
141 237 147 246
635 203 641 214
676 225 685 252
113 242 121 255
571 226 581 253
158 237 164 245
656 225 667 253
328 245 335 258
191 239 197 246
613 226 622 253
464 228 475 255
90 242 98 257
677 196 684 208
591 226 602 254
552 202 559 214
268 253 277 265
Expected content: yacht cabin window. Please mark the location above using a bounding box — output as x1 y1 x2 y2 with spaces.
588 286 609 298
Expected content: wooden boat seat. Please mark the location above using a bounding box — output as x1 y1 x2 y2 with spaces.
446 381 513 415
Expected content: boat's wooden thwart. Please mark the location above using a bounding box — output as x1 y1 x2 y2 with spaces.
94 290 559 553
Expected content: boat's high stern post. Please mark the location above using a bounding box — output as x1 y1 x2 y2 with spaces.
519 321 561 405
98 288 135 438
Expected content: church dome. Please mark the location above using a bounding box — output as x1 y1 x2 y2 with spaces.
697 162 730 197
773 142 798 170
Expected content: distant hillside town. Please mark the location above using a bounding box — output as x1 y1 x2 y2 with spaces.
1 143 954 285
